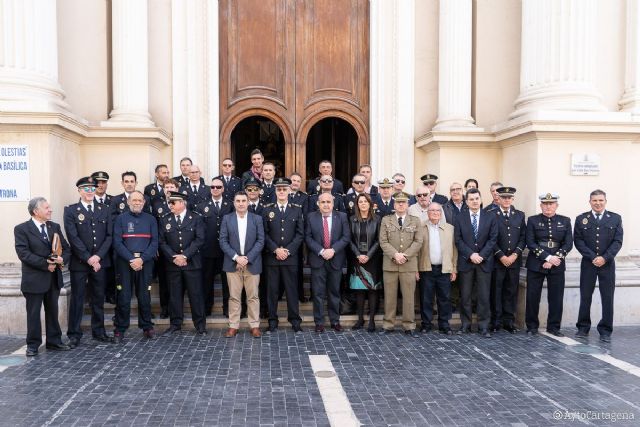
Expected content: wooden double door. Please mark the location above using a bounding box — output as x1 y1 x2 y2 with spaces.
219 0 369 183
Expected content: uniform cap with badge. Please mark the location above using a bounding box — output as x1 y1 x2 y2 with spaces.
168 191 188 203
420 174 438 184
90 171 109 181
76 176 95 188
393 191 410 202
539 193 559 203
497 186 517 197
273 177 292 187
378 178 393 188
244 177 262 189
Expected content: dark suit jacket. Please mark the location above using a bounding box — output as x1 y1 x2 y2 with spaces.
64 202 112 271
305 211 351 270
432 193 448 205
454 210 498 273
159 211 206 271
219 212 265 274
14 220 71 293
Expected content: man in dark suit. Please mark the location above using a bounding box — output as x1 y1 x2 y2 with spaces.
421 174 448 205
443 182 467 225
454 188 499 337
64 177 114 348
490 187 526 333
181 164 210 208
219 191 265 338
525 193 573 336
574 189 623 342
263 177 305 333
307 160 345 195
144 164 170 205
196 177 234 317
159 192 207 335
14 197 71 356
305 192 351 333
217 157 242 202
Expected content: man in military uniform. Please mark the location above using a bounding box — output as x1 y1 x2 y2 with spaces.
262 177 305 333
182 164 210 208
217 157 242 202
574 189 623 342
64 177 114 347
110 171 151 217
159 192 207 335
490 187 526 333
307 160 345 195
525 193 573 336
91 171 113 206
197 177 234 317
308 175 346 213
112 191 158 342
421 174 448 205
242 149 264 185
483 182 504 213
377 178 395 217
379 192 424 337
260 162 277 204
144 164 170 205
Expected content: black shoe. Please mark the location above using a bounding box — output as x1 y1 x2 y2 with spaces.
352 320 364 330
547 330 564 337
143 329 156 339
162 325 181 336
575 330 589 338
405 329 419 338
457 327 471 335
479 329 492 338
266 324 278 334
439 328 453 335
113 331 124 343
367 322 376 333
419 325 432 334
196 327 207 336
160 309 169 319
315 325 325 333
504 325 519 334
45 343 71 351
292 325 304 333
299 296 309 303
331 323 343 332
600 334 611 343
67 338 80 349
26 347 38 357
379 328 393 335
526 329 539 336
92 334 115 343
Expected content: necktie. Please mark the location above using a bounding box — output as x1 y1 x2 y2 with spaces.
398 216 403 227
215 201 220 210
323 216 331 249
176 216 182 227
40 224 49 242
595 213 601 222
226 177 229 184
250 204 255 212
280 205 285 215
87 204 93 214
98 197 103 204
472 213 478 240
192 185 197 193
503 210 508 218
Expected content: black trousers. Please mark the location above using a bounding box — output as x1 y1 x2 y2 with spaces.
266 264 301 327
310 264 342 326
114 260 154 333
459 265 491 330
525 269 565 332
259 273 268 316
419 266 452 330
202 257 227 315
167 269 206 329
68 269 106 339
24 275 63 350
156 258 169 312
576 259 615 336
491 266 520 327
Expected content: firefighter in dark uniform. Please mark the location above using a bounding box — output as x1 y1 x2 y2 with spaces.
64 176 114 347
112 191 158 342
490 187 526 333
91 171 115 303
196 177 234 317
376 178 395 217
263 177 305 333
420 174 448 205
574 189 623 343
159 192 207 335
525 193 573 336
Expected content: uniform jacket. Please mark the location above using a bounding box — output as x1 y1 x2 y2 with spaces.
248 200 265 216
376 197 395 217
196 197 234 258
64 201 112 271
348 215 381 259
216 175 243 201
159 210 205 271
143 182 165 204
289 190 309 215
260 182 276 205
379 214 424 272
305 210 351 270
525 213 573 273
112 211 158 263
493 206 526 270
109 192 152 217
94 193 112 206
308 192 346 214
431 193 448 205
172 174 204 188
262 203 304 266
14 220 71 293
219 212 265 274
418 221 458 274
180 182 210 208
343 192 383 217
151 198 171 221
454 209 499 273
574 210 622 263
307 177 345 195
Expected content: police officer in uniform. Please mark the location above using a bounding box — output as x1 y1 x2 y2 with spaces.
263 177 305 333
91 171 113 206
217 157 243 202
308 175 346 213
490 187 525 333
64 177 114 347
112 191 158 342
260 162 277 205
181 165 210 208
144 164 170 205
343 173 382 218
574 189 623 342
525 193 573 336
159 192 207 335
110 171 151 217
91 171 116 304
289 172 310 302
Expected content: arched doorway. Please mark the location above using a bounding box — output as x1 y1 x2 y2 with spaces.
230 116 286 178
305 117 358 189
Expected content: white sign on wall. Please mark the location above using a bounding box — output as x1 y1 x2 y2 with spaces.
570 153 600 176
0 145 30 201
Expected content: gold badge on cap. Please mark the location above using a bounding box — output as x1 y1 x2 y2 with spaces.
582 218 588 225
119 202 125 210
78 214 85 221
166 224 171 230
269 211 275 219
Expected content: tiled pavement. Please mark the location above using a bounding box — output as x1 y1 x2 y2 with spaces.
0 327 638 426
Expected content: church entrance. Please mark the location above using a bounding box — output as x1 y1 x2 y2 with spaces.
230 116 286 178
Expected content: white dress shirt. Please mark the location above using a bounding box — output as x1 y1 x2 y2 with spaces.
32 218 48 239
428 222 443 265
236 213 248 256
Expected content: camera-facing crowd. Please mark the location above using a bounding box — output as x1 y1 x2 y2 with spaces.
14 149 623 357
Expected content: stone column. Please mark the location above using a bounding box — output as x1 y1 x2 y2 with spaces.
104 0 154 127
0 0 69 112
620 0 640 114
511 0 606 118
433 0 477 130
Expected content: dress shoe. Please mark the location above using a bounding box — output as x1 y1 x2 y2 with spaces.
547 330 564 337
315 325 325 333
367 321 376 333
575 330 589 338
265 323 278 334
162 325 181 336
600 334 611 343
504 325 519 334
457 327 471 335
526 329 538 336
93 334 115 343
379 328 393 335
479 329 492 338
299 296 309 303
351 320 364 330
405 329 419 338
45 343 71 351
196 327 207 336
250 327 262 338
225 328 238 338
143 329 156 339
331 323 343 332
419 325 432 334
67 338 80 349
113 331 124 343
160 309 169 319
26 347 38 357
439 328 453 335
292 325 304 333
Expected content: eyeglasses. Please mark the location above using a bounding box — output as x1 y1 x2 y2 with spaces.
395 179 405 184
81 187 96 192
352 180 365 185
276 187 288 192
246 188 259 192
427 209 441 212
320 179 333 183
211 185 223 189
450 187 463 191
416 194 429 197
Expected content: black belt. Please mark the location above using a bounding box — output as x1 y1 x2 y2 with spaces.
538 241 558 249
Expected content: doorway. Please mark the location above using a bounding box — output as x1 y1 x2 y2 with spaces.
230 116 286 178
305 117 358 189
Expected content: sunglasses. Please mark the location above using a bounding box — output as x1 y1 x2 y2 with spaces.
416 194 429 197
352 180 365 185
425 182 436 185
81 187 96 192
320 179 333 183
222 164 233 167
246 188 259 192
395 179 405 184
211 185 223 189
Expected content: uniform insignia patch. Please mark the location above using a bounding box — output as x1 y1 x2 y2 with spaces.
127 222 135 233
349 201 354 208
260 189 264 195
166 224 171 230
373 204 378 209
204 206 209 213
78 214 85 221
316 185 320 192
119 202 125 210
582 218 588 225
269 211 275 219
76 207 81 211
151 189 156 196
158 207 163 214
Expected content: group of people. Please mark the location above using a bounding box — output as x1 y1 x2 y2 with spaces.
13 149 623 357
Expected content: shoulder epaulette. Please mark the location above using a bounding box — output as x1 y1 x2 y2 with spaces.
290 203 302 208
264 203 275 208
